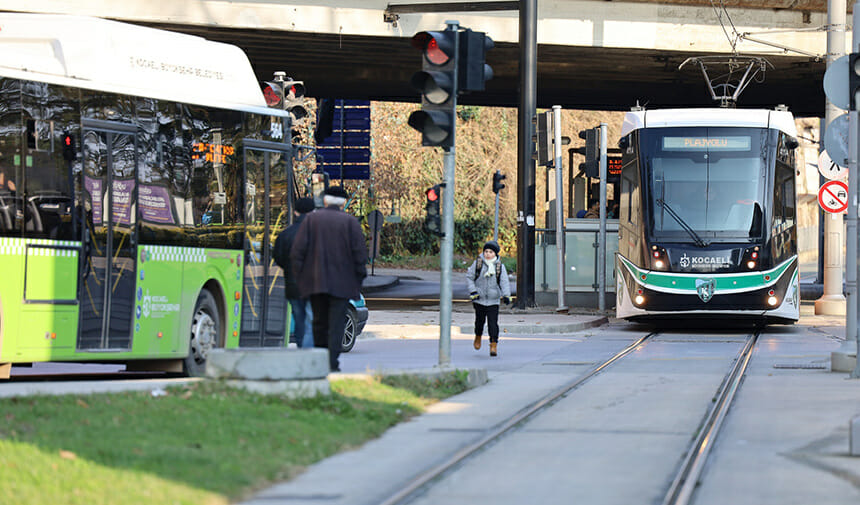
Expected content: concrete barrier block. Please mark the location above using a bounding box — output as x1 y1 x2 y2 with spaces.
206 348 330 380
851 415 860 457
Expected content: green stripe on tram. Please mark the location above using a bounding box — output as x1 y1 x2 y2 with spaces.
618 255 795 294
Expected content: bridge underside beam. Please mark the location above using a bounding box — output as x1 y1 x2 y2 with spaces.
144 22 825 116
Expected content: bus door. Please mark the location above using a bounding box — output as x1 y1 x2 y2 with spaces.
77 120 137 351
239 140 292 347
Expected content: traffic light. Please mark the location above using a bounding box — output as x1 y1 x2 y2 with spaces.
61 132 76 161
284 79 308 123
492 171 506 194
263 80 285 109
577 127 600 178
424 184 444 236
850 52 860 110
458 29 494 92
535 111 552 167
408 30 458 148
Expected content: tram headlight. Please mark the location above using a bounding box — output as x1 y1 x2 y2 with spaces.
747 260 756 269
767 289 778 306
634 289 645 305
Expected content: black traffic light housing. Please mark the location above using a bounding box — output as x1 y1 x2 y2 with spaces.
424 184 444 236
577 127 600 178
459 29 494 92
492 171 506 194
284 79 308 123
850 52 860 110
535 111 552 167
408 30 458 148
61 132 76 161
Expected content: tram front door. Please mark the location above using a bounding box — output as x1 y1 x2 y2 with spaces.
239 141 292 347
77 121 137 351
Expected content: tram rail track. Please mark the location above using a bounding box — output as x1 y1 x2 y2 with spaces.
378 329 761 505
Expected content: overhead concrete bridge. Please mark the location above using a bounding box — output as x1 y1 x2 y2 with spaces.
2 0 844 115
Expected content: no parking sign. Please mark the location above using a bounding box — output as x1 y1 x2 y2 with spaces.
819 180 849 214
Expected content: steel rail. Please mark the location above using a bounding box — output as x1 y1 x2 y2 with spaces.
662 330 761 505
377 331 657 505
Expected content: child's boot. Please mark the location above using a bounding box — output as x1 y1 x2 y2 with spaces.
490 342 498 356
473 334 482 350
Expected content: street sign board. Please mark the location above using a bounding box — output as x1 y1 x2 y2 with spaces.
823 113 850 167
823 54 850 110
818 150 848 180
819 180 849 213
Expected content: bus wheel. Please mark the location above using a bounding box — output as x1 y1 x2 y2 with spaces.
342 307 357 353
184 289 220 377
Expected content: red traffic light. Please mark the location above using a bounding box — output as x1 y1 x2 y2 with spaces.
412 31 454 66
426 186 440 201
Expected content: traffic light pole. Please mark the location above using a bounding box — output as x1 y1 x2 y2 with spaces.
553 106 566 311
438 20 459 368
515 0 538 309
598 123 608 312
852 3 860 378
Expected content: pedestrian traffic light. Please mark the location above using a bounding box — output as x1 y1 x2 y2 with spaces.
284 79 308 123
408 30 458 148
424 184 444 236
850 52 860 110
459 29 494 92
61 132 76 161
577 127 600 178
492 171 506 194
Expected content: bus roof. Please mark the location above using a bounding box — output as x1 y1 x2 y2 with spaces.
0 13 287 117
621 108 797 138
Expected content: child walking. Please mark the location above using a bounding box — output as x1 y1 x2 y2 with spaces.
466 240 512 357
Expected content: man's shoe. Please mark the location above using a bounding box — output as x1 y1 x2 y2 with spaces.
473 335 481 350
489 342 497 357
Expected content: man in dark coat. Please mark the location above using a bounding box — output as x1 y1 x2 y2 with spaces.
290 186 367 372
273 197 315 348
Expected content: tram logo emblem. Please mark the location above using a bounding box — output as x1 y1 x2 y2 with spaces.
695 278 716 303
680 253 691 269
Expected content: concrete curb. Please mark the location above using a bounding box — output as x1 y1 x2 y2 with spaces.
459 315 609 335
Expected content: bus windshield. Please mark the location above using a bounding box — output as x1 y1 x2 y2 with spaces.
642 126 772 242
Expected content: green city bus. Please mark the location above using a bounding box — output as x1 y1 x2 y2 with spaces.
0 13 297 378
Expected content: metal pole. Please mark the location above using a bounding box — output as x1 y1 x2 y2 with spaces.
515 0 537 308
553 106 567 311
438 20 459 367
598 124 607 311
494 190 500 241
845 0 860 379
817 0 847 316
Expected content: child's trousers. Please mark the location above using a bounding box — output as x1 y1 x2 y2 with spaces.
473 303 500 342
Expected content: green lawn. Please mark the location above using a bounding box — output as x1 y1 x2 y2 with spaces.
0 372 469 505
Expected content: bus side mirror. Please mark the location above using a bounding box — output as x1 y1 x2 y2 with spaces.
785 137 799 150
618 136 629 149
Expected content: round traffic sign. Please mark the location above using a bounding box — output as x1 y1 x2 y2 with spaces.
823 54 850 110
819 180 849 214
823 113 850 167
818 150 848 180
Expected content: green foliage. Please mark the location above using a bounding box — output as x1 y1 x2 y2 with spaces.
457 106 480 122
378 216 497 257
0 375 471 505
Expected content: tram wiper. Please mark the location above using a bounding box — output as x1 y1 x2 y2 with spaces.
656 198 709 247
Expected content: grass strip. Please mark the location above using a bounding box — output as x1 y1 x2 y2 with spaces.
0 372 470 505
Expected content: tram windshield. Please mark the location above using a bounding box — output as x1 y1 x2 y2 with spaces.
642 127 772 242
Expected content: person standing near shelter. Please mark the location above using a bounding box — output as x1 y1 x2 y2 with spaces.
291 186 367 372
273 197 315 348
467 240 511 357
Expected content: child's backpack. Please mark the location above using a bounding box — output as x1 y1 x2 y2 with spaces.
473 257 502 288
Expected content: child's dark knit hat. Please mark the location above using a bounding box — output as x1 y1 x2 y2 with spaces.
483 240 500 255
